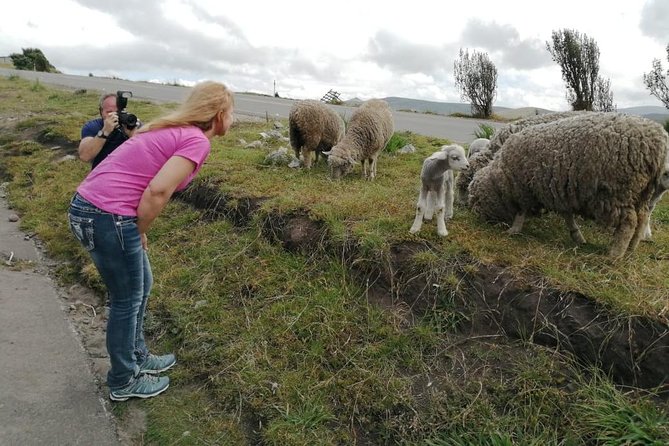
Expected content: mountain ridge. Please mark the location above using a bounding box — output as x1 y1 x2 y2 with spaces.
344 96 669 122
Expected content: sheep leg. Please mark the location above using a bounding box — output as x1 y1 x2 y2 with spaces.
369 156 378 181
628 207 650 252
301 148 313 169
641 203 655 242
435 206 448 237
643 214 653 241
643 193 665 241
443 180 454 220
608 209 637 259
565 213 586 244
508 212 526 235
410 187 428 234
424 191 435 220
433 183 448 236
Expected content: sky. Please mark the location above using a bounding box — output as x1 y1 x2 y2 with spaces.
1 0 668 111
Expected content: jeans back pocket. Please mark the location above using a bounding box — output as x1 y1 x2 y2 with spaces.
68 213 95 251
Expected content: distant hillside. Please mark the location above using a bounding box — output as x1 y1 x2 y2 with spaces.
382 97 480 115
344 96 547 117
617 105 669 116
617 106 669 124
344 96 669 123
640 113 669 124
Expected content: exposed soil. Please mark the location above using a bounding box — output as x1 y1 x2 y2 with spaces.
181 180 669 392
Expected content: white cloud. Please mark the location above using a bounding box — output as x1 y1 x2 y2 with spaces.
640 0 669 43
1 0 668 109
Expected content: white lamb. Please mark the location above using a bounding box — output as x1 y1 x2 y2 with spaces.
467 137 491 160
410 144 469 236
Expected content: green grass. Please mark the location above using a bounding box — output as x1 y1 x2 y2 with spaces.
473 123 496 139
1 75 668 445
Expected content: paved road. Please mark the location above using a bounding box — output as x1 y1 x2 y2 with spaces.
0 68 504 144
0 193 119 445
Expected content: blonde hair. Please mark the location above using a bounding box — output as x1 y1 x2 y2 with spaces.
137 81 234 133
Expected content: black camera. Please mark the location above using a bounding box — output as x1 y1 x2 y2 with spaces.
116 90 138 129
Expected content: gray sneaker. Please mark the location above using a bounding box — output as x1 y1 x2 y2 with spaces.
139 353 176 374
109 374 169 402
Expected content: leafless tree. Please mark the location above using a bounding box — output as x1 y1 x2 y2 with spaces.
454 49 497 119
643 44 669 109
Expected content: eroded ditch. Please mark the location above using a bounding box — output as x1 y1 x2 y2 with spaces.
177 180 669 392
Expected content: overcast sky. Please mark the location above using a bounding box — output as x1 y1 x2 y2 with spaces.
1 0 668 110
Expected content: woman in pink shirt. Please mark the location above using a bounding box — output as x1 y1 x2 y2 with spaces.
68 81 234 401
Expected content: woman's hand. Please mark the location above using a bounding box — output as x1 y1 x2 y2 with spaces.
141 232 148 251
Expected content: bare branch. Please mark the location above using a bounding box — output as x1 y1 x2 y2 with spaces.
643 44 669 109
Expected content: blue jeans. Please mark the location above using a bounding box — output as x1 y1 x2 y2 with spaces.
67 193 152 389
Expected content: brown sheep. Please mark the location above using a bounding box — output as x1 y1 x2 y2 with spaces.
289 100 344 169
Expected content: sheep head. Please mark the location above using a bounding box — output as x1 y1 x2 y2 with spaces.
437 144 469 172
324 150 357 180
428 144 469 172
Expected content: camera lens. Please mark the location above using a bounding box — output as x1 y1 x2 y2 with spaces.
125 114 138 127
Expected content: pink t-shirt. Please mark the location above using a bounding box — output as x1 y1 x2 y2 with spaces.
77 126 211 216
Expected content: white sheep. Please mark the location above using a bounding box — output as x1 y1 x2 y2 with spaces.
467 138 491 160
410 144 469 236
323 99 394 180
468 112 669 259
456 111 586 205
289 100 344 169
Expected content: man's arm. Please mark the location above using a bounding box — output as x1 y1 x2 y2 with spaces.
78 135 107 162
78 113 118 162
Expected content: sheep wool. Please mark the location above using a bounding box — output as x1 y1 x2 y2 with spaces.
455 111 586 206
455 149 494 206
468 112 669 259
325 99 394 180
289 100 344 169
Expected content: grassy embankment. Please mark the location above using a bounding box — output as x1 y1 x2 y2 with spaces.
1 75 667 445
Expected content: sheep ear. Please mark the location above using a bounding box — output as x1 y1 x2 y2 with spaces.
428 150 448 161
322 150 331 156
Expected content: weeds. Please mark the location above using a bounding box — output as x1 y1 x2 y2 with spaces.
385 131 411 154
473 123 496 139
571 371 669 444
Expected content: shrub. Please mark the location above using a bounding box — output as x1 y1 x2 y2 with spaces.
385 132 409 154
474 123 495 139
